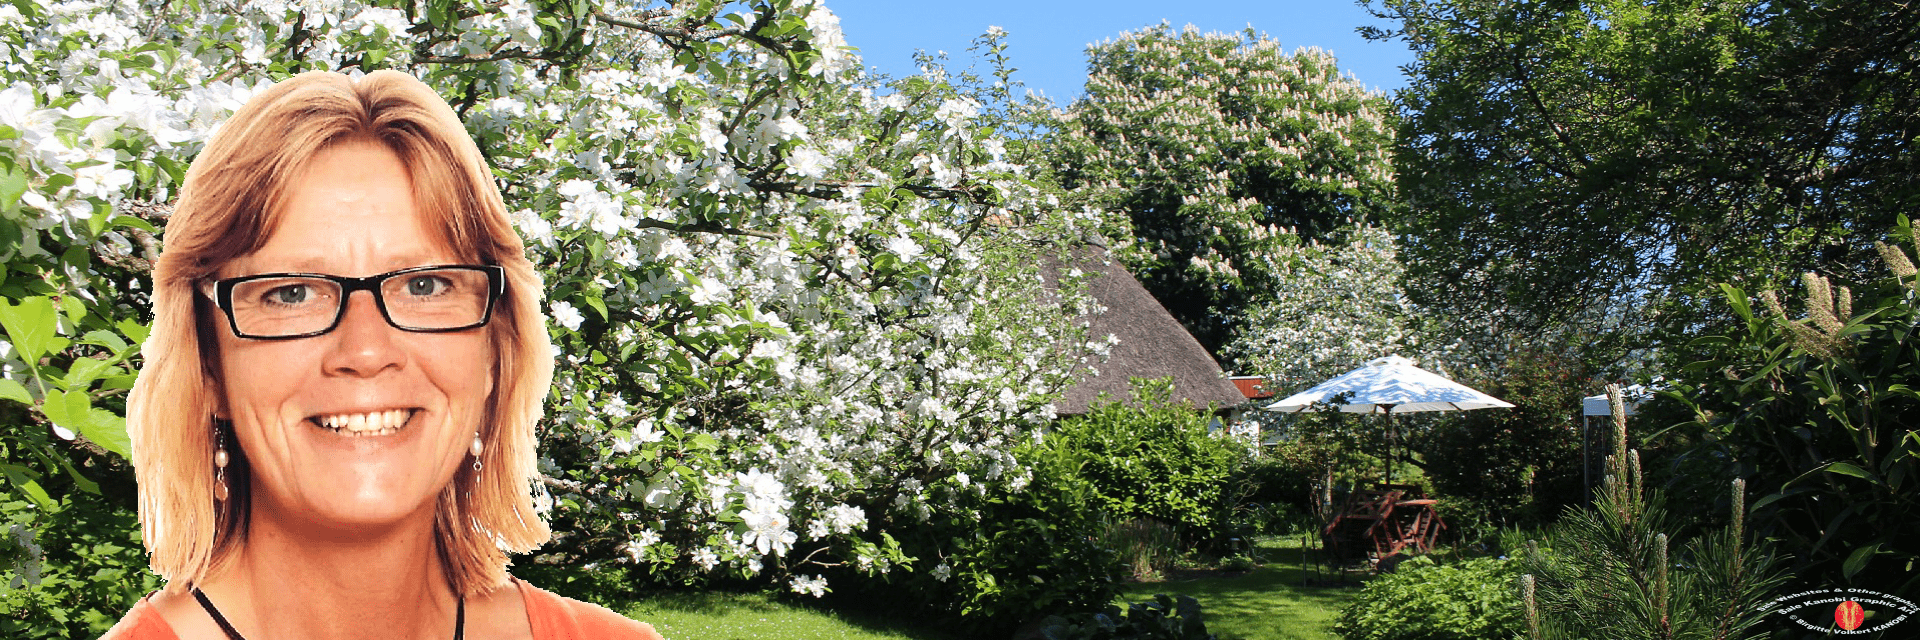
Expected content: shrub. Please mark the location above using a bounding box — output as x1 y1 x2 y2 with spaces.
1051 379 1251 548
1039 594 1217 640
1660 227 1920 599
1229 448 1318 536
1419 348 1590 536
1333 555 1523 640
830 418 1125 638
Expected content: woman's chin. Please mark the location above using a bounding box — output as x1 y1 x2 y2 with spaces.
274 483 445 536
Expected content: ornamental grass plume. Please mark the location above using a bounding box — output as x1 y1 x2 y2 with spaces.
1803 273 1842 334
1516 386 1784 640
1876 240 1917 279
1759 273 1853 359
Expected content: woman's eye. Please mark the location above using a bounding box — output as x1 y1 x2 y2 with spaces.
267 284 310 305
406 275 451 296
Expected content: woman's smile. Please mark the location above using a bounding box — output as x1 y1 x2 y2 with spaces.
309 408 419 436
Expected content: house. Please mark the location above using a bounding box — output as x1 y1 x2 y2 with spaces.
1052 247 1247 416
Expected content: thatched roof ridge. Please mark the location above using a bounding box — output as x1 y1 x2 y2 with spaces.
1053 247 1247 415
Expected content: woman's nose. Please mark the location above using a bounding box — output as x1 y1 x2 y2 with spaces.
321 290 406 377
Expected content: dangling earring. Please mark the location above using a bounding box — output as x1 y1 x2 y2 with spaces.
470 434 484 475
213 421 231 502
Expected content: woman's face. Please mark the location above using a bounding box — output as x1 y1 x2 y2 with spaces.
213 139 494 532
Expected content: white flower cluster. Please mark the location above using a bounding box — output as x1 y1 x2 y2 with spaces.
1225 224 1438 391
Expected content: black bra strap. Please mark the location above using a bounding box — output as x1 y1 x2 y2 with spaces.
454 593 465 640
192 587 248 640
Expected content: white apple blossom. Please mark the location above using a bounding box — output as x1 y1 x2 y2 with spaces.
789 574 829 597
4 0 1106 599
550 301 585 332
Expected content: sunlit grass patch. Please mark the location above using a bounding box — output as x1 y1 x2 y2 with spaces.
1117 536 1360 640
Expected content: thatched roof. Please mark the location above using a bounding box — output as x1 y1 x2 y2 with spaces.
1053 247 1247 415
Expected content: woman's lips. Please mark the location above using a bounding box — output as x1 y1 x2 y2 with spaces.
308 409 417 436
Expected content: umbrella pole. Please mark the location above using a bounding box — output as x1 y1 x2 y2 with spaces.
1383 405 1397 485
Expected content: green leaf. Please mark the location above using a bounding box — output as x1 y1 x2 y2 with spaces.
59 455 99 494
583 293 608 321
0 295 68 363
1843 543 1881 579
0 464 54 511
117 318 149 346
1720 283 1752 321
0 164 26 210
109 214 158 234
81 408 131 457
0 377 30 405
1824 462 1873 480
63 356 111 390
80 329 129 352
39 388 79 430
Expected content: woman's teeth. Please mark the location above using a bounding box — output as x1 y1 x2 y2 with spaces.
314 409 413 436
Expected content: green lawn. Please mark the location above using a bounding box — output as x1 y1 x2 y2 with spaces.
623 590 954 640
1117 536 1361 640
622 536 1359 640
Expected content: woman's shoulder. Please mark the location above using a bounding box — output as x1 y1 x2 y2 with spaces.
98 594 179 640
514 578 663 640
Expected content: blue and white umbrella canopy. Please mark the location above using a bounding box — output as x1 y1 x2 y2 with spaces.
1263 356 1513 414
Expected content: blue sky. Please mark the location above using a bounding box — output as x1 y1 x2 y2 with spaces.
822 0 1416 105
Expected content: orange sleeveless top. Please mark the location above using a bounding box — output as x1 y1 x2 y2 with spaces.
99 578 662 640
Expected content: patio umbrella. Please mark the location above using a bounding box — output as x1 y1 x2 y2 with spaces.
1263 356 1514 482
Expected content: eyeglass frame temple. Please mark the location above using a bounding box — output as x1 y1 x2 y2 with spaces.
206 264 505 340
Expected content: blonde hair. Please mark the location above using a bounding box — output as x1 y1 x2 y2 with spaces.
126 70 553 596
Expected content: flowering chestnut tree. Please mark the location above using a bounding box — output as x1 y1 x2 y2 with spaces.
1045 23 1399 360
0 0 1108 614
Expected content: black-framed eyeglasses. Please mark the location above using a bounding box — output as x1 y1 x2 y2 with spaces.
202 265 505 340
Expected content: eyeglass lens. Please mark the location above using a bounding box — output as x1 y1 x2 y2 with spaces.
227 268 493 337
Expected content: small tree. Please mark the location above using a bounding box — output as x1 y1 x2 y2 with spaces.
1518 386 1784 640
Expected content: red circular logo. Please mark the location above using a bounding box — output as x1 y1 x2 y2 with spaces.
1836 599 1866 631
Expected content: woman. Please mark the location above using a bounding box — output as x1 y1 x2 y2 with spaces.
104 70 661 639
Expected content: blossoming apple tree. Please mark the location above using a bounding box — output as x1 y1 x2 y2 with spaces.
0 0 1108 606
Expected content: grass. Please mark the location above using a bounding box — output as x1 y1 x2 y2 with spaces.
619 536 1359 640
1116 536 1361 640
622 590 956 640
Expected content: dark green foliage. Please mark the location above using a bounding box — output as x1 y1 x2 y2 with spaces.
1232 445 1317 512
1369 0 1920 356
1418 348 1591 536
1225 450 1318 538
1039 594 1217 640
1661 228 1920 600
1333 555 1523 640
1050 380 1252 547
1 490 160 639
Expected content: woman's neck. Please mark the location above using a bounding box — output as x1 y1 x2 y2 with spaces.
197 499 459 640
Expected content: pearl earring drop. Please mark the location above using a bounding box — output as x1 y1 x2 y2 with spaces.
213 437 231 502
